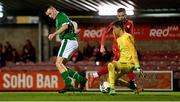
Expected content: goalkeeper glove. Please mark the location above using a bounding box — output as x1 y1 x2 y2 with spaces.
134 64 140 71
134 64 145 78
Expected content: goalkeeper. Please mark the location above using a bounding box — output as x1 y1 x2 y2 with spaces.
108 20 141 95
89 8 135 88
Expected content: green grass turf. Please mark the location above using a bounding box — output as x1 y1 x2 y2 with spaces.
0 91 180 101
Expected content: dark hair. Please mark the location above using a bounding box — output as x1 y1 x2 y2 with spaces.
44 5 53 12
117 8 126 13
112 20 124 30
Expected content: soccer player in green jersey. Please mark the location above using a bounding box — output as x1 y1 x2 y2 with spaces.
45 6 86 92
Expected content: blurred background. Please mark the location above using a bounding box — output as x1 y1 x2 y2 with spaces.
0 0 179 91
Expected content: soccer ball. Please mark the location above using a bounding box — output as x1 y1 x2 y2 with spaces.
99 81 110 93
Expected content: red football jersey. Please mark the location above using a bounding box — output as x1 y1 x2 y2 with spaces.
124 19 134 34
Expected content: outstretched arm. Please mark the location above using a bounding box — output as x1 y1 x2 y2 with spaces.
71 21 80 34
129 20 134 34
100 22 113 53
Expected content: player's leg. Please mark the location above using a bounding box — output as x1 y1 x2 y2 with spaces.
127 70 136 90
108 61 118 95
116 78 137 90
128 71 135 81
63 39 87 91
90 66 108 80
115 78 129 86
89 66 108 88
115 69 130 88
115 68 141 94
116 63 139 91
56 39 75 90
126 65 144 94
97 66 108 75
55 57 73 89
127 70 138 92
115 71 136 88
89 53 118 87
67 68 87 91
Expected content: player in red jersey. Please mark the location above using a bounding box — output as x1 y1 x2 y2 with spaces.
89 8 136 88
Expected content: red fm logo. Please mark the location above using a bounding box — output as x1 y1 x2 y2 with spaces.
149 26 178 37
83 28 105 38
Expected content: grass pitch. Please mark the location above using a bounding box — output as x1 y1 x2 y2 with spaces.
0 91 180 101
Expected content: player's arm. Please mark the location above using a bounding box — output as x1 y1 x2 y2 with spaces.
126 36 139 67
54 24 68 36
100 22 113 53
129 20 134 34
48 24 68 40
71 20 80 34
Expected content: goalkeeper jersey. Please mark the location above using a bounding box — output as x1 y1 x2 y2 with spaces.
100 19 134 60
117 32 139 65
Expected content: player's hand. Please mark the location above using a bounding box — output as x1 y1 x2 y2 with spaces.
100 46 106 54
134 64 140 71
134 64 145 78
74 29 80 34
48 33 56 41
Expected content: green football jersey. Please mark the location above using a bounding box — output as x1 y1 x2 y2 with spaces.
55 12 75 40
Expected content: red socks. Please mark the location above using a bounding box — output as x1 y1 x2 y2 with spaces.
128 71 135 81
97 66 108 76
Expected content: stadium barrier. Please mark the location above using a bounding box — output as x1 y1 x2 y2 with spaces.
0 70 173 91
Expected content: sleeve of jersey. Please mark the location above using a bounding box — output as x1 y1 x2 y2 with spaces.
126 36 139 65
101 22 113 47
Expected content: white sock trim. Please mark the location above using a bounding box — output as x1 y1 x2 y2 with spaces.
72 72 78 79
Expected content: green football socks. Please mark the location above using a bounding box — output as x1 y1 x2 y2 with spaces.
68 68 85 83
61 71 73 88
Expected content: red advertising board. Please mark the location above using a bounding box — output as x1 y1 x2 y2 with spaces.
0 71 173 91
0 71 65 91
79 24 180 40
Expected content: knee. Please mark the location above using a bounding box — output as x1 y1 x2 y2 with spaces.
108 63 115 71
55 61 63 67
